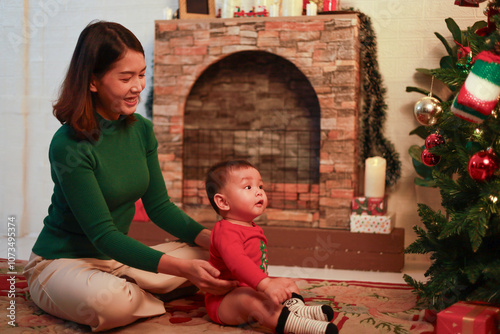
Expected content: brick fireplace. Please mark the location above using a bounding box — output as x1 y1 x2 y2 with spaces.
153 13 362 230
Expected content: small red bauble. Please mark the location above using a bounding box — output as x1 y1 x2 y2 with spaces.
421 148 441 166
468 149 499 181
425 133 445 149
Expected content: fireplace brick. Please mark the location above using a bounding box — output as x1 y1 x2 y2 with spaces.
264 21 324 32
170 36 195 47
320 164 334 174
154 86 177 95
153 105 178 117
157 54 203 65
258 30 279 38
299 193 319 202
257 37 280 48
272 183 311 193
280 31 321 42
329 188 355 198
240 30 258 38
297 40 327 52
157 22 177 32
174 46 208 56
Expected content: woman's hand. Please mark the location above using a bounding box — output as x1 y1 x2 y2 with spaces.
182 259 238 295
158 254 237 295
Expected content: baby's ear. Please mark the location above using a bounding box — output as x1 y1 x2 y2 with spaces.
214 193 229 211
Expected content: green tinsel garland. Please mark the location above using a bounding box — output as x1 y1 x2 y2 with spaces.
357 11 402 187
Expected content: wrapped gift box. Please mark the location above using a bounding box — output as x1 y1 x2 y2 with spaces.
350 212 394 234
436 301 499 334
351 196 387 215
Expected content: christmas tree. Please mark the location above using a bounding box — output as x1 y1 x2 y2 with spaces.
404 0 500 311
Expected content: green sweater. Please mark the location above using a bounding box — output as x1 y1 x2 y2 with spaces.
32 113 205 273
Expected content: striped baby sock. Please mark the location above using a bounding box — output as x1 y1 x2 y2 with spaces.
282 292 334 321
451 50 500 123
276 307 338 334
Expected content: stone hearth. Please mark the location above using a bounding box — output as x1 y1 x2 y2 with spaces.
153 13 362 229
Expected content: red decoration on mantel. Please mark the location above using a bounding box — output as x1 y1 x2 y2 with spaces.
454 0 486 7
303 0 338 12
233 7 268 17
323 0 337 11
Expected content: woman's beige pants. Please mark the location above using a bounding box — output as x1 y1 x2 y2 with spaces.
23 242 207 332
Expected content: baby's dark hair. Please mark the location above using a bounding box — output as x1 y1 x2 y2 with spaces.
205 160 256 214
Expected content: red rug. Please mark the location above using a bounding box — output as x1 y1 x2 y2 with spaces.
0 259 435 333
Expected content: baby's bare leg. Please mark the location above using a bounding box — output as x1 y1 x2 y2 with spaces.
218 286 281 329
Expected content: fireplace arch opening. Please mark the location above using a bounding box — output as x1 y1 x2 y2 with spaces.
182 50 321 211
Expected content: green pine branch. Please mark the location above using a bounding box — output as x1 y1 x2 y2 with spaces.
429 68 468 88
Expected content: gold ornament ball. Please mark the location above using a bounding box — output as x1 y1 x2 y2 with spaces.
414 96 442 126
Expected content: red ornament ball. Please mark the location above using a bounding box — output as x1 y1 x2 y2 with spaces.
468 149 499 181
425 133 445 149
421 148 440 166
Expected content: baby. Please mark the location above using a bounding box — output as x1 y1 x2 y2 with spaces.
204 160 337 334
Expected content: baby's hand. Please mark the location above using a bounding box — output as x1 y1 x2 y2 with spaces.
279 277 300 294
257 277 293 305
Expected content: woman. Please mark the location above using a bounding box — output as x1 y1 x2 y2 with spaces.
23 20 236 332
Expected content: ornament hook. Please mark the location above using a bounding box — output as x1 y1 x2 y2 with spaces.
428 76 435 98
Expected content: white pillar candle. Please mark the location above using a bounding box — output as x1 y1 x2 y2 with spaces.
364 156 386 198
222 0 235 18
282 0 302 16
306 2 317 16
269 3 279 16
163 7 173 20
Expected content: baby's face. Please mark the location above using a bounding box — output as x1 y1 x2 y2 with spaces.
221 167 268 223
